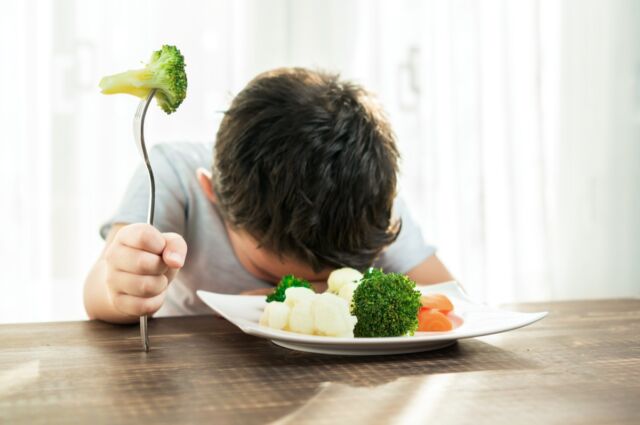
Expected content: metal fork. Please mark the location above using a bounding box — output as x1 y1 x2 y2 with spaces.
133 88 157 352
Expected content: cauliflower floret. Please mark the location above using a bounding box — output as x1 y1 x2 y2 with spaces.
259 301 291 330
338 281 359 305
327 268 363 294
284 286 316 308
288 299 315 334
261 284 358 337
312 293 358 338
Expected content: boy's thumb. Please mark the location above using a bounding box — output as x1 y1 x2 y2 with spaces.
162 232 188 269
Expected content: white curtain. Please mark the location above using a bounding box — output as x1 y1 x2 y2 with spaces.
377 0 560 304
1 0 638 323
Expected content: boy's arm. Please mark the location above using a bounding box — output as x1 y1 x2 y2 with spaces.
406 254 454 285
83 223 187 324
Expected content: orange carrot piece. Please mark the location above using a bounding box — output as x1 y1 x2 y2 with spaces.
417 307 453 332
420 294 454 314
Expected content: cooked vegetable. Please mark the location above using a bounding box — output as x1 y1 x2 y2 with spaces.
283 286 316 307
288 299 315 334
351 268 422 337
259 301 290 330
420 294 454 314
327 268 363 294
338 281 359 304
99 44 188 114
312 293 357 337
260 288 357 337
417 307 453 332
266 274 313 303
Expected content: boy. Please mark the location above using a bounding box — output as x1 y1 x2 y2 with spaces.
84 68 453 324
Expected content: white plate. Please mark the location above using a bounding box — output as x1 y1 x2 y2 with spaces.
197 282 547 356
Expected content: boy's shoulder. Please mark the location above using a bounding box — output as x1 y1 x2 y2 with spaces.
101 142 213 239
147 141 213 200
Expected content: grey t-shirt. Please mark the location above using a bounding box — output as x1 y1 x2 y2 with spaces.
101 142 435 317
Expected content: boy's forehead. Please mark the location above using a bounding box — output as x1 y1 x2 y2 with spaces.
253 243 330 280
236 230 330 281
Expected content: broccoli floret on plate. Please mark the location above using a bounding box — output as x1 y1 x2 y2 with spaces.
266 275 313 303
352 268 421 337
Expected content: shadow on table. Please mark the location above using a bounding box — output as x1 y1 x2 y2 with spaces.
257 338 550 424
197 329 542 386
181 329 547 424
73 317 543 424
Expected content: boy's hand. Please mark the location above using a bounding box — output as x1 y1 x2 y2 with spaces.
103 223 187 318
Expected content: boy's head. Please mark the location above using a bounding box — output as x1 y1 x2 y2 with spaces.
206 68 400 279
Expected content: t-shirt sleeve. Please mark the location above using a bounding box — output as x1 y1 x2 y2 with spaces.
372 197 436 274
100 144 187 239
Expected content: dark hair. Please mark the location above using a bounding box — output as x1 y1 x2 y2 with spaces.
212 68 400 271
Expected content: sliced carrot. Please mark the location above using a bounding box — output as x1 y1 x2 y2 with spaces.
420 294 454 314
417 307 453 332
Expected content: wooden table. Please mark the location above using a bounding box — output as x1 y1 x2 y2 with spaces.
1 300 638 424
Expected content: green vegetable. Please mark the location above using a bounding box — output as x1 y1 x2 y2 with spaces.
352 268 421 337
99 45 187 114
266 275 313 303
363 267 383 281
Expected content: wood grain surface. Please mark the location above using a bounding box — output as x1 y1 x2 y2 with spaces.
1 299 638 424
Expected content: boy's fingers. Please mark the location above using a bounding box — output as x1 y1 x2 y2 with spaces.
162 232 187 269
111 291 166 317
106 244 168 275
106 269 168 298
117 223 166 254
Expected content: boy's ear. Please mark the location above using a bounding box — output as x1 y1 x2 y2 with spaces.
196 168 218 204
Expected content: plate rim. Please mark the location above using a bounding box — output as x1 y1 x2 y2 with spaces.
196 287 548 346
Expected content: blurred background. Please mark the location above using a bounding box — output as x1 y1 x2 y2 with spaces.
1 0 638 323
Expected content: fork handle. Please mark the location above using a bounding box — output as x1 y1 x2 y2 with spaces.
140 144 154 352
138 89 157 353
